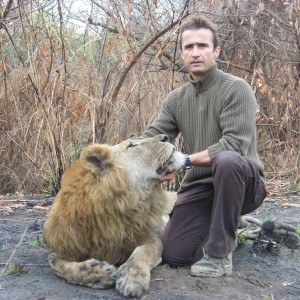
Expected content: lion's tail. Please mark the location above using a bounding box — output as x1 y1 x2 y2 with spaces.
48 252 117 289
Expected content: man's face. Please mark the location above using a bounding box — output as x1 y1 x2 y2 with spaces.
180 28 220 81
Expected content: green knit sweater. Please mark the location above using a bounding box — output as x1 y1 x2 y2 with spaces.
142 64 265 188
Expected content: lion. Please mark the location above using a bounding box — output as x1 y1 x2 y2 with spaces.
43 134 185 297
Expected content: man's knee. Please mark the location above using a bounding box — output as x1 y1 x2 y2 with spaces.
162 245 193 267
215 151 241 166
213 151 244 175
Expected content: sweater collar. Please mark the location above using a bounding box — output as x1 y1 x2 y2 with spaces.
188 64 219 91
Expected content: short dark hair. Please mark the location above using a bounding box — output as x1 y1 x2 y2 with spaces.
179 16 219 50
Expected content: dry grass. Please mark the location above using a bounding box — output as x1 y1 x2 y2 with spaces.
0 0 299 194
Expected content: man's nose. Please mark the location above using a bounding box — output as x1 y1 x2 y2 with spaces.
192 45 201 56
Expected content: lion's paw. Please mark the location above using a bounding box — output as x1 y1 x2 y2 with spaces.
116 262 150 297
78 259 117 289
51 257 117 289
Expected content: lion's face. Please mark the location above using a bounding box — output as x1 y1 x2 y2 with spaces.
112 135 185 181
80 134 185 184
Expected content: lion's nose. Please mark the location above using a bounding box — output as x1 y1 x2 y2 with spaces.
161 135 170 143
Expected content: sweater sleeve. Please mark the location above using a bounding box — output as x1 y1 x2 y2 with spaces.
140 90 180 142
208 79 257 160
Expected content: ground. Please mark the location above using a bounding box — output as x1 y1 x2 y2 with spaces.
0 190 299 300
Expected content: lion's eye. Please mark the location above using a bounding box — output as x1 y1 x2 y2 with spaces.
127 143 138 148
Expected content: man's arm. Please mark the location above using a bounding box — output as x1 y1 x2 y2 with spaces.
160 149 212 182
141 90 180 141
189 149 212 167
208 79 257 160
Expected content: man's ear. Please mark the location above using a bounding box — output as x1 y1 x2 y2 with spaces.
214 46 221 59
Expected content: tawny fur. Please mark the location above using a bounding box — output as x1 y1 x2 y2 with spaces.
43 135 185 297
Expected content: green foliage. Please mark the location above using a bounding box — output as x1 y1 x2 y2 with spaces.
29 237 47 248
0 243 10 252
259 217 267 223
68 148 78 159
288 183 300 193
5 263 27 275
296 225 300 236
21 250 30 257
237 235 252 246
42 180 58 195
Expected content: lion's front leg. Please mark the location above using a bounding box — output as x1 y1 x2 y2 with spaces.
48 252 117 289
116 238 163 297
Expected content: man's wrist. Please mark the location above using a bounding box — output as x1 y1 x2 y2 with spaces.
184 154 192 170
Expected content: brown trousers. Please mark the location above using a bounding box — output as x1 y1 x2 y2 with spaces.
162 151 267 267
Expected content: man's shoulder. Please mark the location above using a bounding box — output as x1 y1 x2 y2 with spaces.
167 82 190 101
217 69 252 93
171 82 190 95
218 69 248 85
217 69 256 106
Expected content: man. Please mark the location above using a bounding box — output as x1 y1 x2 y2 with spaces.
141 16 267 277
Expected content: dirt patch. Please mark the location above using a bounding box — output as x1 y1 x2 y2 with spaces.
0 193 299 300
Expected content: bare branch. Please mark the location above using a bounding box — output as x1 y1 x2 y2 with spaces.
111 14 187 102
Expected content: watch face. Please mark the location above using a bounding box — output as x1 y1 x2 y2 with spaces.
184 155 192 169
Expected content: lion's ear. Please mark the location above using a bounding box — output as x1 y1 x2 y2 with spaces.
80 144 114 174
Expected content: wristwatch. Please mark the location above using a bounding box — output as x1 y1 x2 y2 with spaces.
184 154 192 170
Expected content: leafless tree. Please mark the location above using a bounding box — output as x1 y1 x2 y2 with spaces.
0 0 299 194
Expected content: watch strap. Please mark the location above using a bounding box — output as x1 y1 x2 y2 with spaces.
184 154 192 170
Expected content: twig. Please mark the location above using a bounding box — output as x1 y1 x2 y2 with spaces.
0 263 48 266
0 199 33 202
0 225 28 276
217 59 253 73
0 218 42 222
0 126 41 172
0 218 40 222
0 0 14 28
281 203 300 208
87 18 119 33
110 11 188 102
256 278 266 287
256 123 300 135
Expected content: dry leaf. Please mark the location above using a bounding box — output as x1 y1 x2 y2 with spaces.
281 203 300 208
0 205 13 212
32 205 49 210
11 203 25 209
127 3 133 14
255 3 265 14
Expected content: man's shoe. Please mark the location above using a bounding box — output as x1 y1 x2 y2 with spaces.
191 252 233 277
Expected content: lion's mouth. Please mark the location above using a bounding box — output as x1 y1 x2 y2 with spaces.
155 148 173 175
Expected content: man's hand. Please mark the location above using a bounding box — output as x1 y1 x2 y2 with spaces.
160 169 177 183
